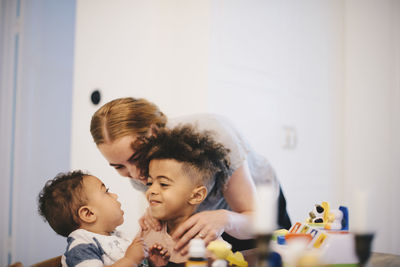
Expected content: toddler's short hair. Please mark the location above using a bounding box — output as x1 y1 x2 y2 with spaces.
133 125 232 196
38 170 88 237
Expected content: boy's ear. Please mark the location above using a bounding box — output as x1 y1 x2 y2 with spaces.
188 186 207 205
78 206 96 223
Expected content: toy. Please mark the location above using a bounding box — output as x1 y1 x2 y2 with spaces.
306 201 349 230
271 202 357 266
307 202 327 224
207 240 248 267
226 251 248 267
207 240 231 260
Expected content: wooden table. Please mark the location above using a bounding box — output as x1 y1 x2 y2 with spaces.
164 251 400 266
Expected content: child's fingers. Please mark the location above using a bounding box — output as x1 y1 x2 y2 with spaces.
146 216 162 231
139 216 148 231
163 250 170 259
143 247 149 258
152 244 169 258
151 243 162 252
133 236 144 244
150 243 170 258
138 228 145 238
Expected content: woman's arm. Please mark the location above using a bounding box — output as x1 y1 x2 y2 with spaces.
172 161 256 254
221 161 256 238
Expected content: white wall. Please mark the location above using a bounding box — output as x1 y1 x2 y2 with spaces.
71 0 212 236
72 0 400 254
72 0 343 236
207 0 344 223
343 0 400 254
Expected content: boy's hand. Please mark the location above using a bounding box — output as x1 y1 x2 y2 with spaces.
125 237 148 264
139 208 162 231
148 243 170 267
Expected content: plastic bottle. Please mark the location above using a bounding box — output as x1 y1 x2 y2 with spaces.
211 259 227 267
186 239 208 267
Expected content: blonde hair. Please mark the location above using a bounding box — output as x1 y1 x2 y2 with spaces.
90 97 167 145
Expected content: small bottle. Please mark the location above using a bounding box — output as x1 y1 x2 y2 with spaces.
211 259 227 267
186 239 208 267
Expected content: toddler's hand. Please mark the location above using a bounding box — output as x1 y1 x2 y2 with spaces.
125 237 148 264
148 243 170 267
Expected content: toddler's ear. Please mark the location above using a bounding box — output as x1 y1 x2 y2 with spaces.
188 186 207 205
78 206 96 223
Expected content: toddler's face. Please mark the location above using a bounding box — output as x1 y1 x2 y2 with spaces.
145 159 197 221
98 135 146 183
83 175 124 233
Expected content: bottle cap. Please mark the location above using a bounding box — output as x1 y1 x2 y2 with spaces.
189 238 206 258
277 235 286 245
211 259 227 267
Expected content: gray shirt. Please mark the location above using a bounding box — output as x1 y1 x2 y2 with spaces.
167 113 279 212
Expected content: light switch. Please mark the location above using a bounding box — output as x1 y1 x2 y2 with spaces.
282 126 297 150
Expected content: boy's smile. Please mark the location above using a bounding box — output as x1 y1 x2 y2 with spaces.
149 198 162 206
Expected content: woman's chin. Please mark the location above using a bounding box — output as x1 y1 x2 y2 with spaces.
129 179 148 192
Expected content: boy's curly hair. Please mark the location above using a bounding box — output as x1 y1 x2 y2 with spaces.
133 125 232 196
38 170 88 237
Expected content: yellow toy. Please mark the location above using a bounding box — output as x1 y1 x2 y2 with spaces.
207 240 232 259
207 240 248 267
306 201 348 230
306 201 330 225
226 251 248 267
272 229 289 241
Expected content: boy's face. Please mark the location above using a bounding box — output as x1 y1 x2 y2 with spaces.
145 159 199 221
83 175 124 233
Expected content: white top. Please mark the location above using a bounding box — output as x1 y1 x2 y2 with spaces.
167 113 279 212
61 229 134 267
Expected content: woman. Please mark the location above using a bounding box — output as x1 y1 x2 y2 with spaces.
90 97 291 254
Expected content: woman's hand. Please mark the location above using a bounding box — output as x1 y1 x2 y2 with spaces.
172 164 256 255
172 210 229 255
139 207 162 231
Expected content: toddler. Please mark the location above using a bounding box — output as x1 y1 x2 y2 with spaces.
38 171 169 267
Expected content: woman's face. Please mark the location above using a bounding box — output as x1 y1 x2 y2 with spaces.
98 135 146 184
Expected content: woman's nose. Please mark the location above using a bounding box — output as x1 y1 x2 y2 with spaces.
126 164 139 179
110 192 118 199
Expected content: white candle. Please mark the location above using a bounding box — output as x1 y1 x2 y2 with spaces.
253 183 277 234
353 190 368 233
